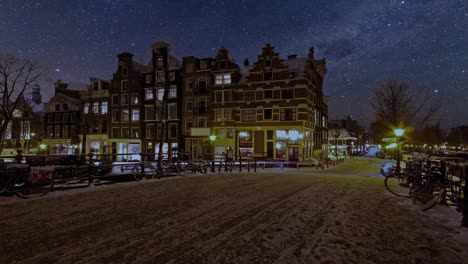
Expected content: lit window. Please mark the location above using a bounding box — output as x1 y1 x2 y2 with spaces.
131 94 139 104
131 128 139 139
145 88 154 100
132 109 139 122
92 102 99 114
169 87 177 98
83 103 90 114
215 73 231 84
156 71 165 83
157 88 164 101
101 102 108 114
121 109 129 122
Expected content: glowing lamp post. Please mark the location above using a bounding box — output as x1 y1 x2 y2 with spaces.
393 128 405 171
209 135 216 161
209 135 216 173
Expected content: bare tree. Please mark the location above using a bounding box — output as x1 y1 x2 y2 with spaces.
0 55 46 154
370 79 440 140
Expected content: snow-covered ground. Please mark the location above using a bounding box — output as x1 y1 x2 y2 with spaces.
0 158 467 264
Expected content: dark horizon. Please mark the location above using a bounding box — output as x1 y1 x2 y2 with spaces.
1 0 466 128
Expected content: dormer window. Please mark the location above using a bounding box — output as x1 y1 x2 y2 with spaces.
156 56 164 67
200 60 207 70
122 67 128 77
219 60 226 69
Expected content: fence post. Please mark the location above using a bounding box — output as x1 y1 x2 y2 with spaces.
463 164 468 227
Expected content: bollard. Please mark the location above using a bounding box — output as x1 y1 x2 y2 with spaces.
211 161 215 173
281 163 283 171
254 160 257 172
218 160 222 173
247 161 250 172
239 160 242 172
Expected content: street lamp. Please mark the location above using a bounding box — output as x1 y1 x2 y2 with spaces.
209 135 216 161
393 128 405 171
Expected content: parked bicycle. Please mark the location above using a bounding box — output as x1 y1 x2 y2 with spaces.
384 158 464 213
0 165 54 199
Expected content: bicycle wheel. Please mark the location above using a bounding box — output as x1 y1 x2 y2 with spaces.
412 182 446 211
385 172 412 198
14 168 54 199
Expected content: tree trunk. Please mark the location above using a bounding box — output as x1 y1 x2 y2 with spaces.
81 133 87 155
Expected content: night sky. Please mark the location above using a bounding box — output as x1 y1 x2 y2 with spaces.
0 0 466 128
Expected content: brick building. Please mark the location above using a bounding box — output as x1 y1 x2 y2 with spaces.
80 77 111 155
43 81 83 155
141 42 183 160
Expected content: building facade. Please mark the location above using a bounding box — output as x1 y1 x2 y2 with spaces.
208 44 328 161
80 78 111 155
43 81 82 155
141 42 183 160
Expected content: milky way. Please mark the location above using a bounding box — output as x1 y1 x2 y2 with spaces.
0 0 466 127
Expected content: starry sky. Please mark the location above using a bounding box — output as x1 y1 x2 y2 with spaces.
0 0 466 128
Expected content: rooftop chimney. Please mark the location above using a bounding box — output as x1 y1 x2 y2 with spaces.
244 58 250 67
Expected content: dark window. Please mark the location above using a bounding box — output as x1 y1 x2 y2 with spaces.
198 80 207 92
264 109 272 120
101 120 107 133
281 88 294 99
264 90 272 99
265 60 271 67
169 124 177 139
122 67 128 77
112 95 119 105
289 72 296 78
62 104 68 111
267 130 273 140
112 127 120 138
280 108 296 121
264 71 272 80
55 104 60 111
219 60 226 69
